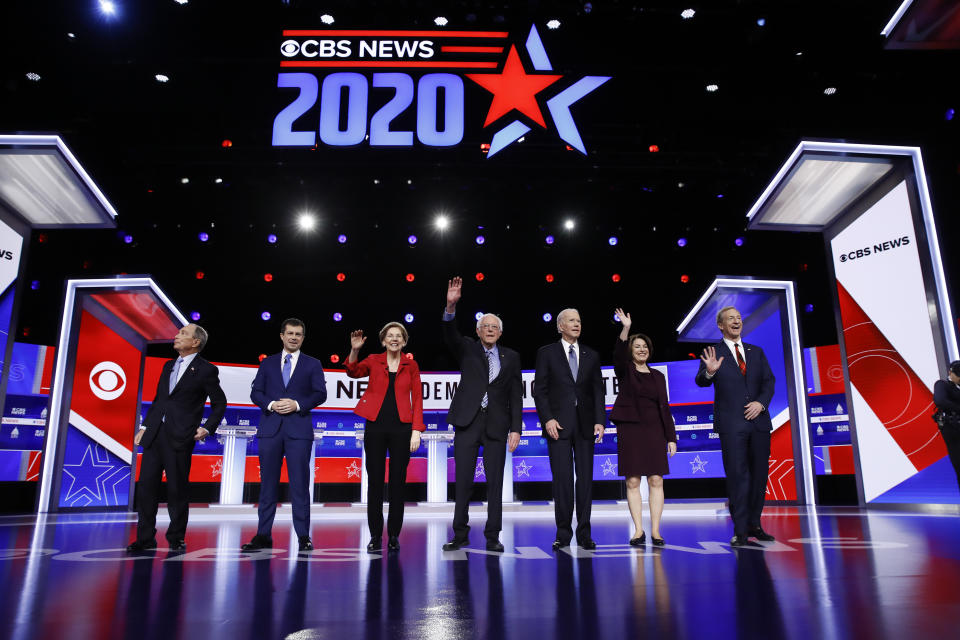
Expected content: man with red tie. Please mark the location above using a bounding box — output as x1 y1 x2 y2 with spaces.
696 306 776 547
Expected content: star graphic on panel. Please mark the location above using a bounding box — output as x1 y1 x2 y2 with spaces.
61 444 116 504
515 460 532 477
690 455 708 474
601 457 618 476
210 458 222 478
466 45 562 128
345 460 361 479
475 458 486 479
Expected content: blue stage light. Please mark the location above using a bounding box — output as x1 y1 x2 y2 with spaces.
407 234 418 245
98 0 117 16
757 18 766 26
261 311 271 321
474 312 483 321
608 236 618 246
947 108 956 121
333 312 342 322
123 235 133 244
475 235 485 245
542 313 552 322
735 237 744 246
545 235 555 245
190 311 201 321
30 280 39 290
404 313 414 323
198 232 209 242
613 312 620 322
677 238 687 247
338 234 347 244
805 304 814 313
717 194 724 198
267 234 277 244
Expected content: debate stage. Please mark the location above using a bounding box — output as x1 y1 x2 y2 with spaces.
2 503 959 640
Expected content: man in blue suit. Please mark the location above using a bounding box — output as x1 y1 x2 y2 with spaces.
242 318 327 552
696 306 776 547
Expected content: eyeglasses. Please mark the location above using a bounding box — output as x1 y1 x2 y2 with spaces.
478 324 501 331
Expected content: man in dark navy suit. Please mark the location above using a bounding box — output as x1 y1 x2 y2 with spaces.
440 276 523 553
243 318 327 552
128 323 227 552
695 306 776 547
533 308 607 551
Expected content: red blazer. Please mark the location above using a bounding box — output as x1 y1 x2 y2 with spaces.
344 352 426 431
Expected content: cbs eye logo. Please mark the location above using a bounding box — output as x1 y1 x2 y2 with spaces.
89 361 127 401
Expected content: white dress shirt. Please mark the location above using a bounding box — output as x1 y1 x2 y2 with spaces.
560 338 580 370
269 350 302 412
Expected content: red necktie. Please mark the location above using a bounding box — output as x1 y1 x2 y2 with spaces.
735 343 746 376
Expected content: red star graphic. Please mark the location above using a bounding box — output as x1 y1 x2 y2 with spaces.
466 45 562 128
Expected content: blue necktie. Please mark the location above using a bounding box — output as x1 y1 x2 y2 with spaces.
169 357 182 394
282 353 292 387
568 345 578 380
481 350 496 408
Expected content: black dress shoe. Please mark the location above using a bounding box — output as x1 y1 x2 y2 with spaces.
442 538 468 551
748 527 775 542
552 539 569 551
730 535 750 547
366 538 382 553
167 539 186 551
629 533 646 547
486 539 505 552
298 536 313 551
387 536 400 552
651 536 665 547
579 539 597 550
241 535 273 551
126 539 157 552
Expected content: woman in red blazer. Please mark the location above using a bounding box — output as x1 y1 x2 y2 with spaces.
345 321 425 553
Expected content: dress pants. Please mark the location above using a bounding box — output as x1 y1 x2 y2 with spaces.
136 426 194 543
452 409 508 541
364 426 412 538
546 418 595 544
718 428 770 535
940 423 960 490
257 430 313 538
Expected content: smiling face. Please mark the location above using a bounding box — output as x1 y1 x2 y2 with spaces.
717 308 743 342
382 327 406 353
476 314 502 348
280 324 304 353
557 309 581 343
630 336 649 366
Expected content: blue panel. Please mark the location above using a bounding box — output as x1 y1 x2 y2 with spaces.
0 286 15 378
0 449 24 480
871 456 960 504
7 342 45 395
58 426 131 509
678 290 775 342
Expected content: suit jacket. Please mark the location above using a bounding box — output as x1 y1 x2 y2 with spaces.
533 341 607 440
609 338 677 442
141 355 227 451
250 352 328 439
934 380 960 413
695 341 775 433
344 352 426 431
441 317 522 439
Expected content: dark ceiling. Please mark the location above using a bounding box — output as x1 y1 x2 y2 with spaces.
1 0 958 369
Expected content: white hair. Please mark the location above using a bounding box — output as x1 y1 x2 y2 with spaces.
556 308 580 332
476 313 504 332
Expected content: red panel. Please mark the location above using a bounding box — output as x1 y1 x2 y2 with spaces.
39 346 55 393
140 356 168 402
826 445 856 475
317 457 362 483
813 344 846 395
90 291 181 342
767 420 797 501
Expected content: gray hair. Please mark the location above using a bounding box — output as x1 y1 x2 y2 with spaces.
716 306 739 326
556 308 580 332
476 313 504 332
190 324 209 351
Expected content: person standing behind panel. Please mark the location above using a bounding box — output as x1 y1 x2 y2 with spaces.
242 318 328 553
610 308 677 547
127 323 226 552
933 360 960 492
533 308 607 551
695 306 776 547
440 276 523 553
346 322 425 553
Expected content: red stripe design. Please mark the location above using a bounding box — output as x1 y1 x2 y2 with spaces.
440 46 504 53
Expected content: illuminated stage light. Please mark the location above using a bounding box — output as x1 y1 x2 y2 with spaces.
221 139 232 148
337 234 347 244
67 33 76 39
37 233 47 243
407 234 418 245
542 313 553 322
805 304 815 313
480 143 490 154
195 271 204 280
99 1 116 16
608 236 618 246
123 235 133 244
404 313 414 323
330 354 340 364
518 137 525 143
261 311 271 321
677 238 687 247
404 352 414 360
824 87 837 95
434 16 448 26
333 313 342 322
735 237 745 246
564 219 575 230
259 354 267 362
198 232 209 242
155 74 169 83
298 213 317 231
373 179 380 184
474 312 483 321
681 8 695 19
612 274 621 283
583 3 593 14
795 51 803 56
30 280 39 290
475 272 484 282
406 179 413 185
648 144 660 153
214 178 222 184
405 273 415 282
706 84 719 92
547 19 561 29
680 274 690 283
946 108 955 121
263 273 273 282
545 274 554 283
267 234 277 244
22 328 30 337
25 72 41 82
716 194 724 198
180 177 189 184
475 235 485 245
336 272 346 282
545 235 555 245
688 352 696 359
435 215 450 230
757 18 766 26
320 14 334 24
190 311 200 321
613 312 620 322
174 0 188 5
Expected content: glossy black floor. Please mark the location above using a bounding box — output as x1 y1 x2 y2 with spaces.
2 503 959 640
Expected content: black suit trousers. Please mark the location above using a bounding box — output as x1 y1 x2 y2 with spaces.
452 410 508 540
546 417 595 544
718 428 770 535
136 426 194 543
364 426 412 538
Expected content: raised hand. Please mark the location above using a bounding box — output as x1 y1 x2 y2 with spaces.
615 307 632 329
446 276 463 311
350 330 367 351
700 346 724 375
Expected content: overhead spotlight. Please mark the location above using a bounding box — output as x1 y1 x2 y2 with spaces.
474 312 483 321
195 271 204 280
435 215 449 230
405 273 415 282
542 313 553 322
174 0 188 4
706 84 719 92
734 237 745 247
181 177 190 184
823 87 837 95
333 313 342 322
336 272 346 282
517 136 525 143
373 179 380 184
99 0 117 16
267 233 277 244
757 18 766 26
258 354 267 362
155 74 170 83
716 194 724 198
648 144 660 153
261 311 271 321
611 274 621 283
337 234 347 244
480 143 490 154
795 51 803 56
263 273 273 282
946 108 955 121
330 354 340 364
608 236 618 246
547 19 561 29
407 234 418 245
805 304 814 313
221 139 232 148
564 219 575 230
434 16 448 26
25 72 41 82
545 274 555 283
681 8 695 19
67 32 76 39
583 3 593 14
406 179 413 185
613 312 620 322
123 235 133 244
30 280 39 290
190 311 201 321
475 235 485 245
404 313 415 323
475 272 485 282
198 232 209 242
545 235 555 245
320 14 334 24
298 213 317 231
680 274 690 283
677 238 687 247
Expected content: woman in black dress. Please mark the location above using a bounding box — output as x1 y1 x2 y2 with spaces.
610 308 677 546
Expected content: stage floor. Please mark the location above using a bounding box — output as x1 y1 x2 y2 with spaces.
2 503 959 640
